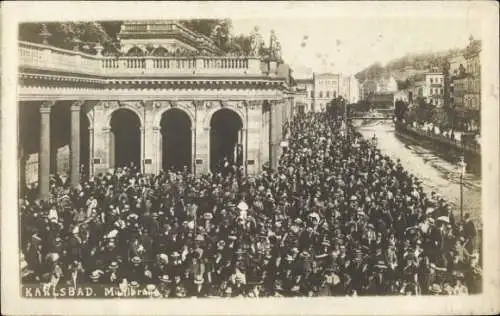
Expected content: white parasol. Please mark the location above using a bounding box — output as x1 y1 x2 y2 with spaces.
437 216 450 223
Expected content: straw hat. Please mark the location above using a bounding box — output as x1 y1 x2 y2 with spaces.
45 252 60 262
194 275 204 285
217 240 226 249
300 251 311 259
131 256 142 265
159 274 171 283
429 283 442 294
89 269 104 280
108 261 119 269
374 261 388 269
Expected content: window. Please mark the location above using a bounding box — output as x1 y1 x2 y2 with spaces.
326 91 330 98
310 91 314 98
430 78 433 84
319 91 323 98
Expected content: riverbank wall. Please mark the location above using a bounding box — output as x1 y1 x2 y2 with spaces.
394 123 481 175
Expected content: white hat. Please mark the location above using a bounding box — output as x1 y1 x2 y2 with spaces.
237 201 249 212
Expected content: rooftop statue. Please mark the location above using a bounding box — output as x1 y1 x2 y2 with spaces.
250 26 262 57
275 41 282 62
269 30 278 59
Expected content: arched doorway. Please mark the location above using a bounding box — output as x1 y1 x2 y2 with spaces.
160 109 192 172
110 108 141 170
50 102 70 176
210 109 243 173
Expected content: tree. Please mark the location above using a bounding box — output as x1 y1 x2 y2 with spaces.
19 22 113 52
180 19 232 51
394 100 408 121
397 79 412 90
227 34 252 55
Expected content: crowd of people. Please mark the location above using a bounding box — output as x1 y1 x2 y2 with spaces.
20 111 481 298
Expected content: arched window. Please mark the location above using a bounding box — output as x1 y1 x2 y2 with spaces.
152 46 169 57
126 46 145 57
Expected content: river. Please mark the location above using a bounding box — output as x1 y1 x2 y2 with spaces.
355 120 482 227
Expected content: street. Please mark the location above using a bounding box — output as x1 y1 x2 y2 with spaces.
357 120 482 227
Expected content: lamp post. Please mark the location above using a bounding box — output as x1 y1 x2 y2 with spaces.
459 155 466 221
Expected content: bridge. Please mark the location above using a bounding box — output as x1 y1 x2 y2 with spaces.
348 111 394 120
348 116 394 120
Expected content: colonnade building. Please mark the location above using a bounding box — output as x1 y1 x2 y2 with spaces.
18 21 296 198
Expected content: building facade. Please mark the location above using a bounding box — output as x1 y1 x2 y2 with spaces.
424 71 445 107
18 21 295 198
339 75 360 104
295 78 314 113
313 73 340 112
463 37 481 115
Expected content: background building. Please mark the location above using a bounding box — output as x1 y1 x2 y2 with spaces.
463 36 481 128
340 75 360 104
295 78 314 113
313 73 340 112
424 70 445 107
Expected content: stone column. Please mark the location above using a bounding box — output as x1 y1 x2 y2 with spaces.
140 127 146 173
39 101 54 199
143 102 156 174
194 101 209 175
91 102 111 175
191 127 196 173
152 126 161 174
88 126 94 178
109 129 115 169
70 101 82 187
247 100 263 175
260 101 271 168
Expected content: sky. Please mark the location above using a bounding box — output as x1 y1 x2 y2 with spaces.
232 17 482 78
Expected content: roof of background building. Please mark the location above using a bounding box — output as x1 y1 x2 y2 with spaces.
117 20 223 55
315 73 340 79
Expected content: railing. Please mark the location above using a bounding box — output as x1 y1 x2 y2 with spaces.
19 41 263 77
398 123 481 155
